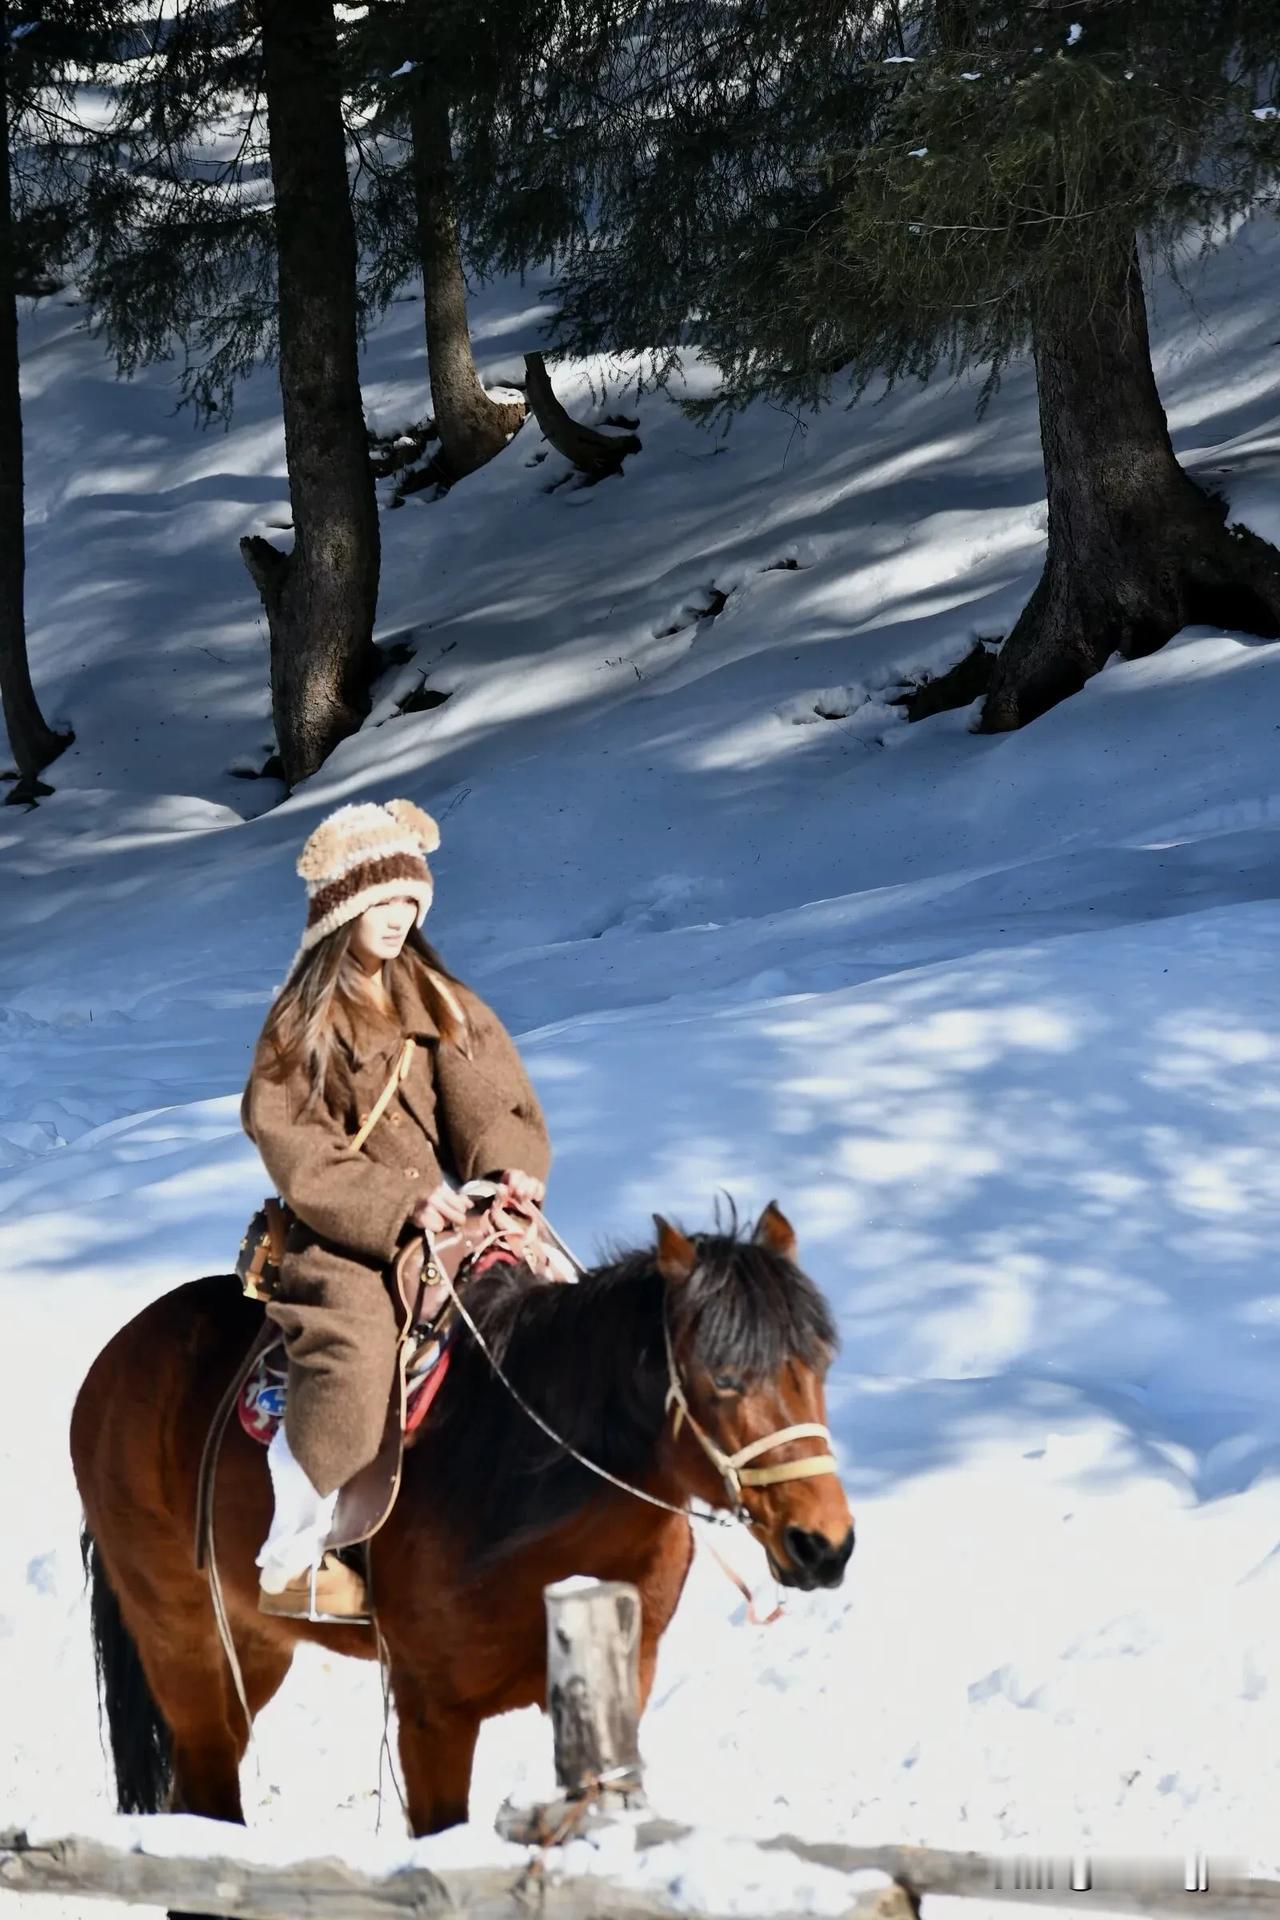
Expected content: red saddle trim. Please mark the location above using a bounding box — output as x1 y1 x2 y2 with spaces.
404 1345 452 1433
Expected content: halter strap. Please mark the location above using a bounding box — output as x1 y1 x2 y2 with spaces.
730 1424 832 1472
740 1448 839 1488
662 1319 837 1505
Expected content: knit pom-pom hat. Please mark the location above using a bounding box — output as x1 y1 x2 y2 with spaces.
288 798 440 975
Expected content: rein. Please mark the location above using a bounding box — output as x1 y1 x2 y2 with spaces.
437 1266 728 1527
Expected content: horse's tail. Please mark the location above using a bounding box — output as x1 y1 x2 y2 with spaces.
80 1522 173 1813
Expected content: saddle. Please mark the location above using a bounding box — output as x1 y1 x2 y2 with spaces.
197 1186 579 1569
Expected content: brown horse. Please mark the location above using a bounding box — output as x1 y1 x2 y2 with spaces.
72 1202 853 1852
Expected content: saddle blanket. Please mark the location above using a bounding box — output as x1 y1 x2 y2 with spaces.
238 1336 452 1446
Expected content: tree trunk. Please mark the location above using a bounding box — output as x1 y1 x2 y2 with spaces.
523 353 641 479
409 83 522 482
981 244 1280 731
0 4 71 802
241 0 381 790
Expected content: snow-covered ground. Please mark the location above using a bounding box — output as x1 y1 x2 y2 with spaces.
3 213 1280 1915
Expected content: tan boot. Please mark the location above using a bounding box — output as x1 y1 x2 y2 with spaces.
258 1552 371 1624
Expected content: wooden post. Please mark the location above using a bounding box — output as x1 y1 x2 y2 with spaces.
545 1576 643 1797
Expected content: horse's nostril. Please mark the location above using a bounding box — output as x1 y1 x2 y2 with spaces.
784 1525 826 1570
784 1523 856 1583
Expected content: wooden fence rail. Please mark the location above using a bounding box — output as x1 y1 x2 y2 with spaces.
3 1826 1277 1920
0 1825 906 1920
7 1579 1276 1919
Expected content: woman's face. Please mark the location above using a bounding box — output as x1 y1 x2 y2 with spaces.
350 896 419 970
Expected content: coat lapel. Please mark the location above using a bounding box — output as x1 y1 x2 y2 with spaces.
389 964 444 1045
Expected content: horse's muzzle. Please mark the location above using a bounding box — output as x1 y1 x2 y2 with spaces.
771 1522 855 1591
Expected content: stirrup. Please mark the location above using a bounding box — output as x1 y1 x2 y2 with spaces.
258 1552 372 1626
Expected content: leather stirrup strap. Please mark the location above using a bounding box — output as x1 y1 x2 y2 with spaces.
194 1320 278 1569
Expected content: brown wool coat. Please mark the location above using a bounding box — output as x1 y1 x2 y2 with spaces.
241 961 551 1496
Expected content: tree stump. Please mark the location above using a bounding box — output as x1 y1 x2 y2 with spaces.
545 1577 643 1796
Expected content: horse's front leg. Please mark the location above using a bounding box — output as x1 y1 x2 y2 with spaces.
391 1667 481 1836
637 1518 697 1711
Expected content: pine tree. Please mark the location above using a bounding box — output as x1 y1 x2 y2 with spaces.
812 1 1280 729
482 0 1280 728
0 0 85 801
451 0 895 382
347 3 527 479
86 2 525 475
82 0 381 785
239 0 381 787
80 4 272 420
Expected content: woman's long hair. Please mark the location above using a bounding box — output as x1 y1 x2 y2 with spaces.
259 923 465 1112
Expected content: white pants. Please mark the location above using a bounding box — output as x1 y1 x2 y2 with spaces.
257 1425 339 1592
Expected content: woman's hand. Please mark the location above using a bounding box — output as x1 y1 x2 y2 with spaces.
410 1181 470 1238
498 1168 545 1209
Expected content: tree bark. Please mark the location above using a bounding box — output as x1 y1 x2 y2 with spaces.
0 3 71 801
241 0 381 790
981 244 1280 731
523 353 641 479
409 82 522 481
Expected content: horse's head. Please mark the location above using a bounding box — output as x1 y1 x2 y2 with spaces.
654 1203 854 1591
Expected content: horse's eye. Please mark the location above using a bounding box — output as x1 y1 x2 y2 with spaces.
712 1372 744 1396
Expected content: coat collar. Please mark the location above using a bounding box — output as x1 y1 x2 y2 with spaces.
390 960 446 1042
336 960 442 1068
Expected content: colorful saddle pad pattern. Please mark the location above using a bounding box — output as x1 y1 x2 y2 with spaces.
237 1337 453 1446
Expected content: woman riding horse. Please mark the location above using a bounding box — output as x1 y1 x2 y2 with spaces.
241 796 551 1618
71 799 854 1840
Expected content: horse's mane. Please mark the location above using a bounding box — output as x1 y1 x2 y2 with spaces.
411 1220 837 1566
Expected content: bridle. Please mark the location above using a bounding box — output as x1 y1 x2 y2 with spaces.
660 1311 837 1520
435 1245 839 1534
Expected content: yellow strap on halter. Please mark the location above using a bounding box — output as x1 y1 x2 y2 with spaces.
665 1363 837 1495
738 1452 839 1489
727 1423 831 1471
662 1317 839 1499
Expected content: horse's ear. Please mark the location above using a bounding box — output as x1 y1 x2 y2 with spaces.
754 1200 797 1263
653 1214 698 1285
